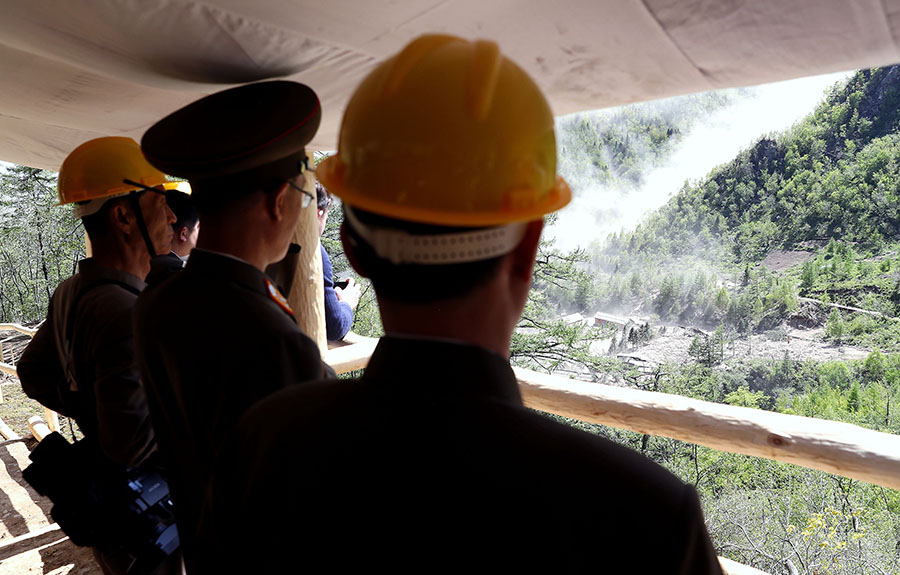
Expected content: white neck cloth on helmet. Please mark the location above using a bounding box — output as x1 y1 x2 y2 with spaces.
73 191 131 218
343 207 527 265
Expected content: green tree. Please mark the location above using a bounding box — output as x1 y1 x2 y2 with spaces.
847 381 861 412
512 216 609 373
862 349 887 384
715 286 730 311
800 259 818 292
825 308 845 343
688 331 723 367
0 165 85 322
724 386 765 408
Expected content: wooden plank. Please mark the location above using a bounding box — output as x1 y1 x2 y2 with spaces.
718 557 771 574
0 417 19 441
0 362 17 377
324 336 378 374
0 523 62 551
515 367 900 491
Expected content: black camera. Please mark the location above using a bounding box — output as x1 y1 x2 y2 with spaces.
23 433 179 574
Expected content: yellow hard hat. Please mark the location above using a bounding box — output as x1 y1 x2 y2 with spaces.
57 137 170 206
318 34 571 227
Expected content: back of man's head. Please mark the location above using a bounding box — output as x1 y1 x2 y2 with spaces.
318 34 571 306
165 190 198 233
316 181 330 212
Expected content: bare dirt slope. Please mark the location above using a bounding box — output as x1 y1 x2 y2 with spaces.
620 325 870 368
760 250 814 273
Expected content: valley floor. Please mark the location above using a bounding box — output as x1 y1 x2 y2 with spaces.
624 325 869 368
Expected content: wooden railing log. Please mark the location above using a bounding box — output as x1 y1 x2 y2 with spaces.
514 367 900 491
0 323 38 337
27 416 52 442
718 557 770 574
0 417 20 440
324 336 379 374
0 361 18 377
321 340 900 491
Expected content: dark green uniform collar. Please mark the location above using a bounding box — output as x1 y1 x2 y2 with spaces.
77 258 146 292
186 249 275 298
363 336 523 406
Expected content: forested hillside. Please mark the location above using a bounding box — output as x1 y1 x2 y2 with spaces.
614 67 900 261
543 68 900 574
573 68 900 347
0 166 85 322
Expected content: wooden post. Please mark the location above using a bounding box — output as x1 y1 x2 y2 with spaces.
27 416 52 442
44 408 60 433
285 155 326 355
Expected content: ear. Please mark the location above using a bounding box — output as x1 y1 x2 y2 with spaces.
267 183 290 221
179 226 187 242
109 202 133 234
508 219 543 283
340 222 369 278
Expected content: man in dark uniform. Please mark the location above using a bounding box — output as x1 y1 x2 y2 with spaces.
146 184 197 286
135 80 332 573
207 36 724 574
17 136 178 574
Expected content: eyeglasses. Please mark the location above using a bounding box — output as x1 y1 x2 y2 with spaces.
286 180 314 208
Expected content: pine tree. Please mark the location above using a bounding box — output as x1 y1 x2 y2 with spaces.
800 260 818 293
825 308 845 343
715 286 730 311
847 381 861 412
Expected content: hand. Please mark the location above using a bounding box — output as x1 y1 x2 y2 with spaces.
335 277 361 309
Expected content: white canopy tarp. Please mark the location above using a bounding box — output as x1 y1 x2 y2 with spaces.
2 0 900 171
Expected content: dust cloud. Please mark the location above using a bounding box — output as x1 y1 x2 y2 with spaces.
548 71 852 253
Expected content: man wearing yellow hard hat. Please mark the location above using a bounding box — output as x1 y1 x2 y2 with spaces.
17 136 180 574
207 35 724 573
